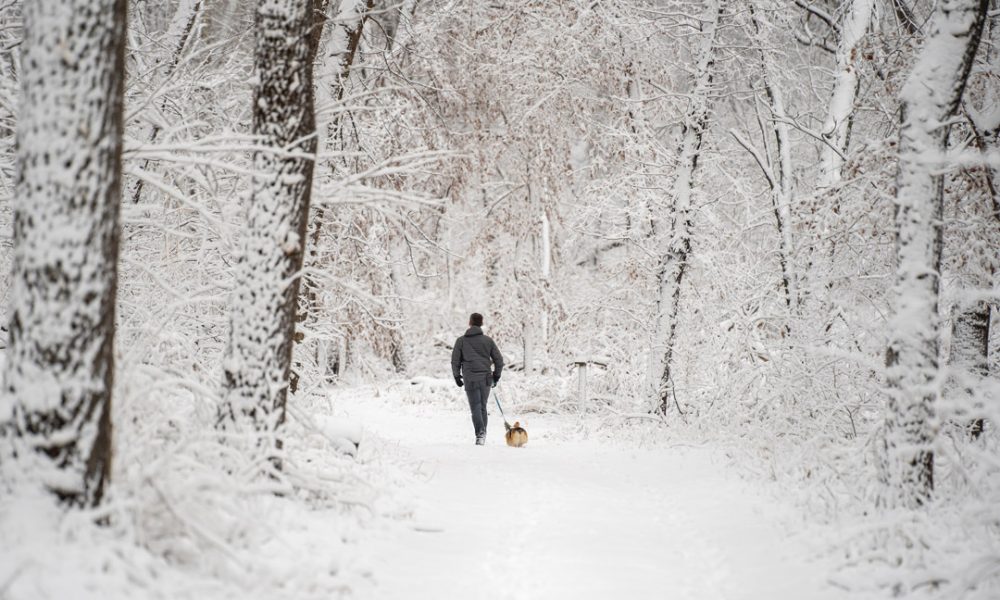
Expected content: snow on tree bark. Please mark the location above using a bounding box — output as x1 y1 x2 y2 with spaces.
306 0 373 276
383 0 418 56
820 0 873 187
221 0 318 441
0 0 127 506
881 0 989 508
649 0 723 415
749 2 798 310
891 0 920 36
313 0 372 150
324 0 373 102
301 0 372 336
948 303 990 438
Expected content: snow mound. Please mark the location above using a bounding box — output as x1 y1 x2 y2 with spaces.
313 414 364 457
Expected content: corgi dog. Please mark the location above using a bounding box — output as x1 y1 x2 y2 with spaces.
504 421 528 447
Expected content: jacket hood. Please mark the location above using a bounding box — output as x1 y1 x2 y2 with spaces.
464 326 484 337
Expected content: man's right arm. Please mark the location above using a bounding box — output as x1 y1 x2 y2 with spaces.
451 338 463 382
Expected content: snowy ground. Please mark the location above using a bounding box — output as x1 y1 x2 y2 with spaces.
335 384 853 600
0 380 885 599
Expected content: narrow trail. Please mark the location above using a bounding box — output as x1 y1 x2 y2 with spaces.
340 392 845 600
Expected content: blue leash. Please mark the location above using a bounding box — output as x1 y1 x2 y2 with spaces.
493 384 512 430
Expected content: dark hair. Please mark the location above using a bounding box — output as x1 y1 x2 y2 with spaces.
469 313 483 327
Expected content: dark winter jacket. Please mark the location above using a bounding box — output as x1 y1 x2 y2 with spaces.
451 326 504 382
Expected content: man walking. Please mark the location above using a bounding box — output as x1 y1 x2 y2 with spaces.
451 313 504 445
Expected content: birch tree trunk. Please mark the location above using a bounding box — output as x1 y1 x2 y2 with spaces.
820 0 873 187
221 0 318 443
649 0 723 414
881 0 989 508
1 0 127 506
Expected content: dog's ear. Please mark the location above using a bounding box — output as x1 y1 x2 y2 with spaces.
513 421 520 428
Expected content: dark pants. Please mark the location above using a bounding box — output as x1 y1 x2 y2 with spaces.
464 378 491 438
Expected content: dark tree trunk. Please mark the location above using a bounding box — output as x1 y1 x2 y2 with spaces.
650 0 723 415
299 0 373 350
220 0 319 445
949 304 991 438
2 0 127 507
749 1 797 311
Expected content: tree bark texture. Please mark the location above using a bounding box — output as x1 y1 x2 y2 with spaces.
221 0 318 440
301 0 373 342
820 0 874 186
882 0 989 508
650 0 723 415
1 0 127 507
749 1 798 310
948 304 990 438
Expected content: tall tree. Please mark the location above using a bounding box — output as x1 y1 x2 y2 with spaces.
220 0 320 445
649 0 724 414
948 2 1000 440
1 0 127 506
881 0 989 508
300 0 375 380
747 1 797 310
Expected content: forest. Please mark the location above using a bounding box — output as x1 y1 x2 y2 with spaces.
0 0 998 598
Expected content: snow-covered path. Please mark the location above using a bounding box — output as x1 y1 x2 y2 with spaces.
340 392 845 600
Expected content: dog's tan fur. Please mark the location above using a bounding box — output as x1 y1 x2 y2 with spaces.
505 421 528 447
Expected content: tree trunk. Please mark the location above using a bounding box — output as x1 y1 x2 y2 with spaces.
881 0 989 508
649 0 723 414
1 0 127 507
892 0 920 36
522 319 535 373
948 304 990 438
220 0 319 444
301 0 373 328
387 260 408 374
749 2 797 310
314 0 374 152
540 209 551 347
820 0 873 186
324 0 374 103
966 3 1000 221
